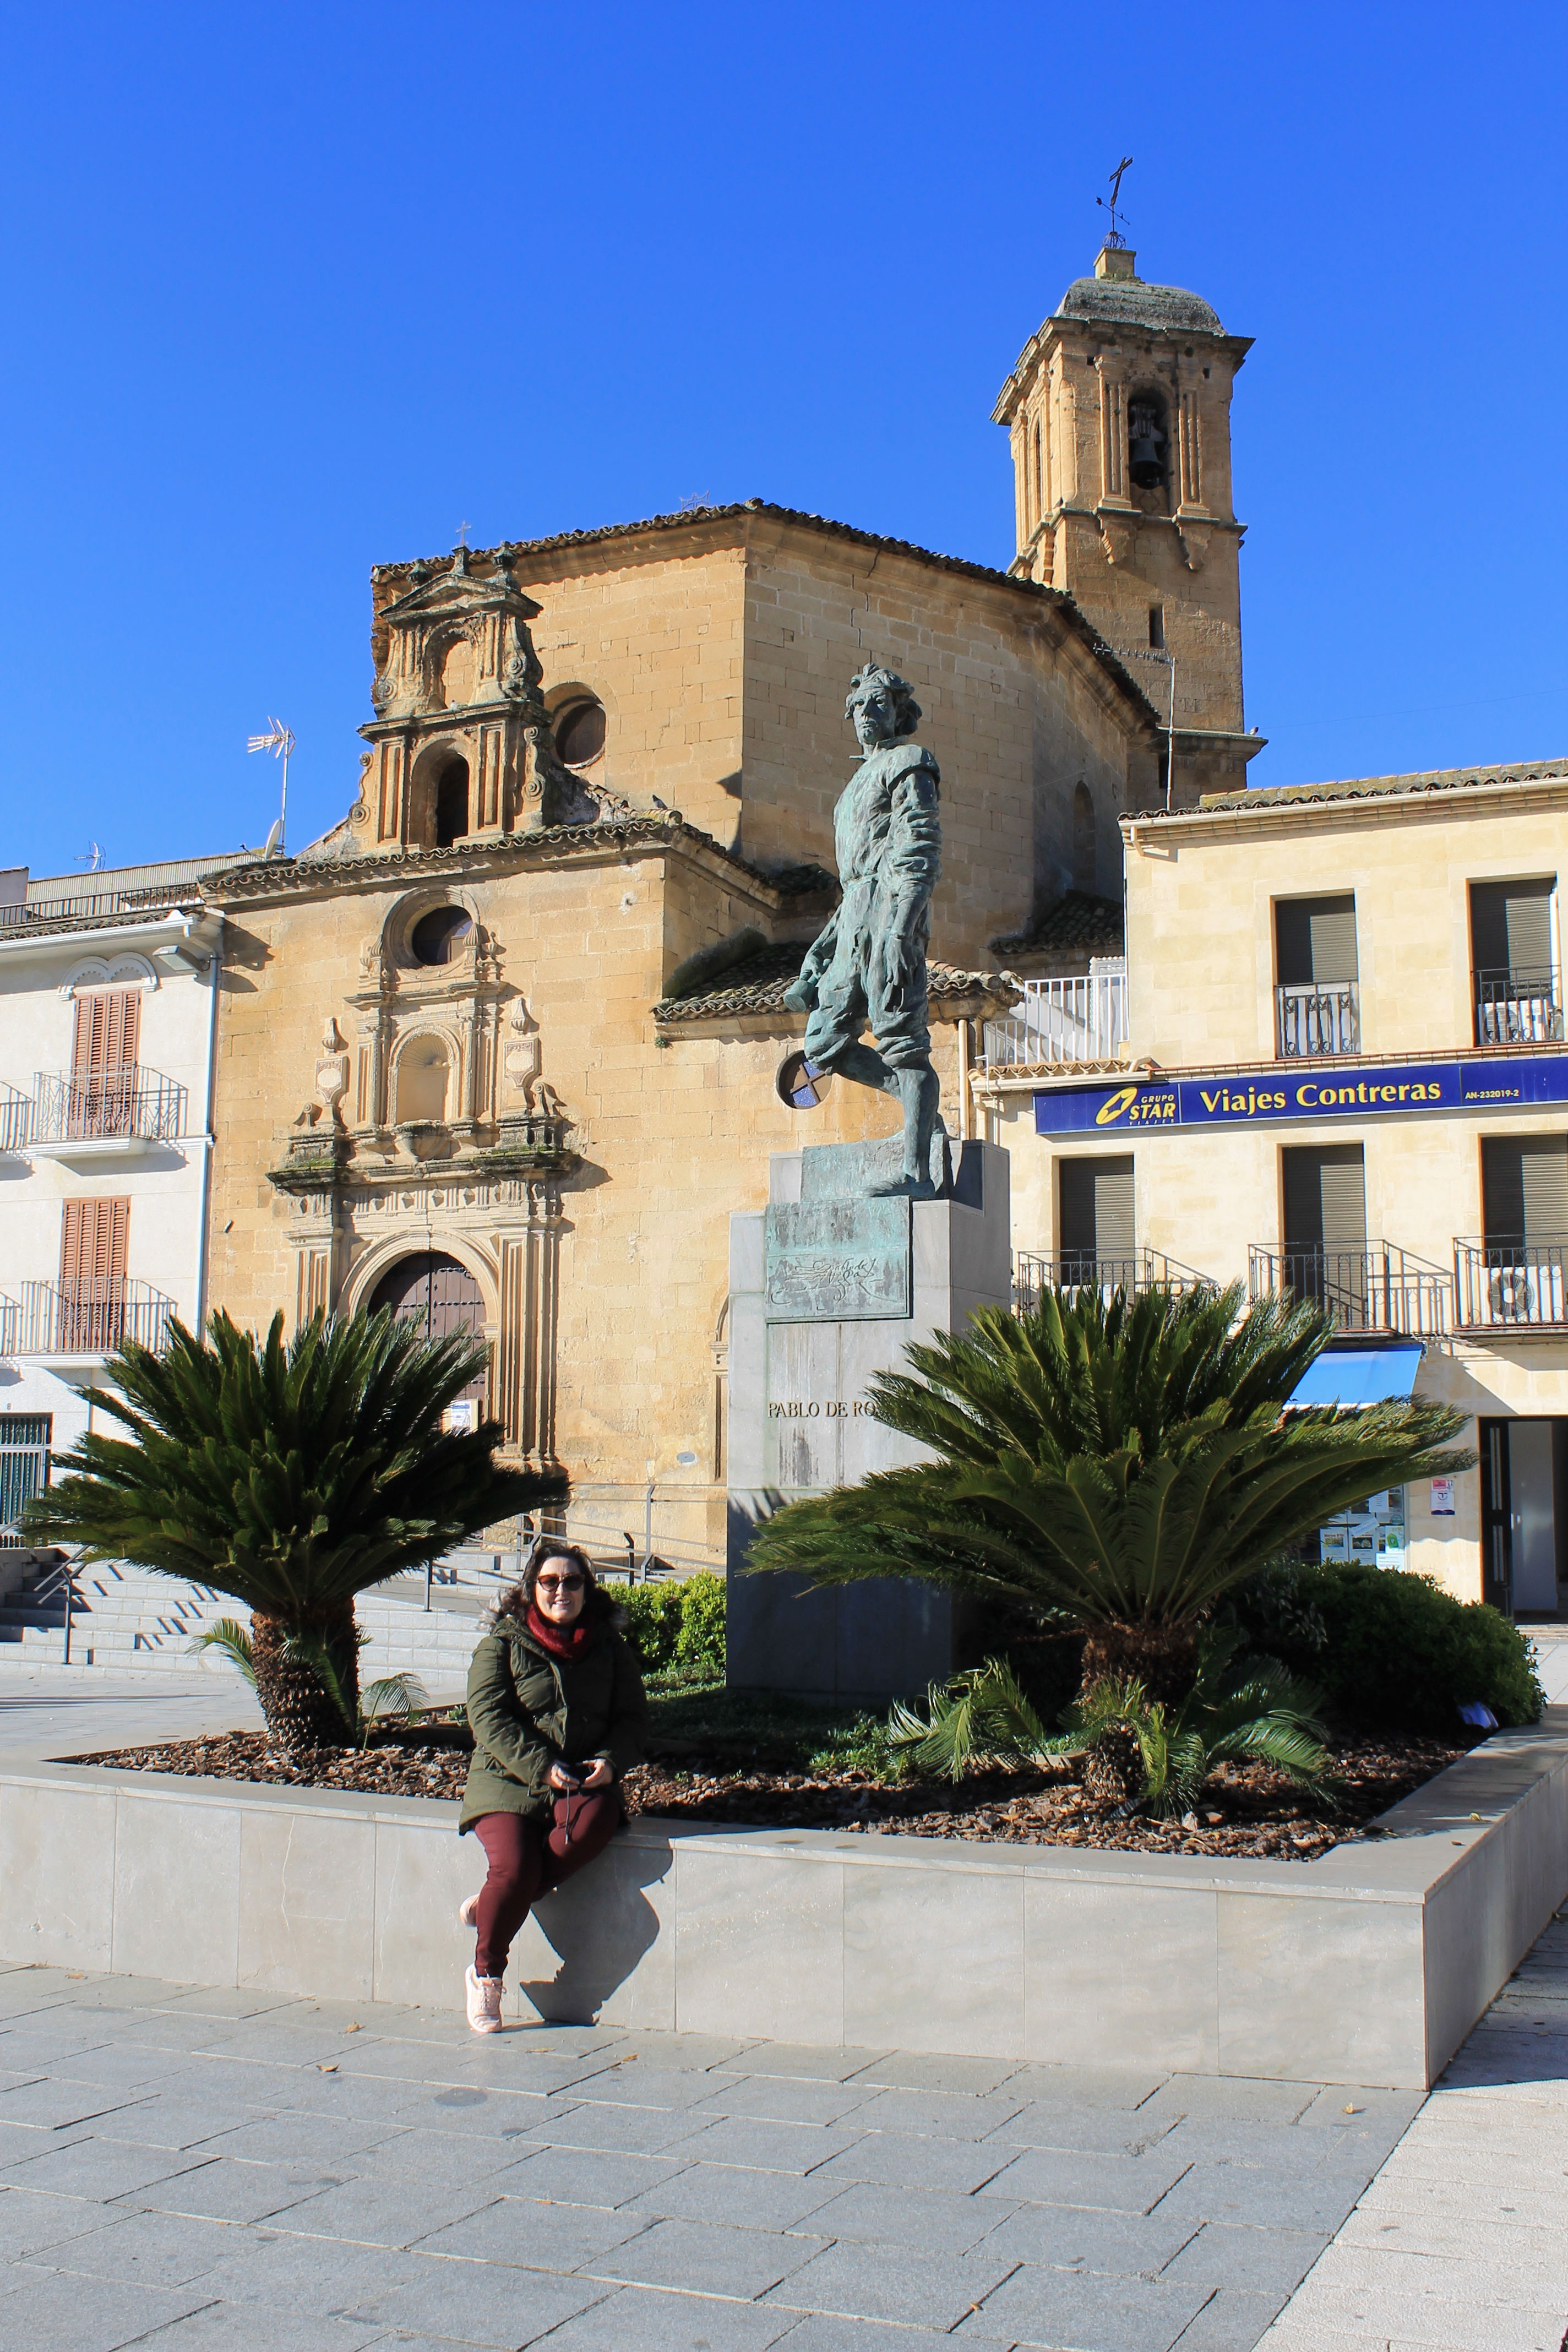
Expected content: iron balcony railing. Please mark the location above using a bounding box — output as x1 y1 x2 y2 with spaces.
1474 965 1564 1047
8 1280 177 1358
0 1294 18 1357
30 1064 186 1145
1015 1249 1216 1313
1453 1235 1568 1331
1249 1241 1452 1337
983 965 1129 1069
0 886 202 934
0 1082 28 1152
1276 980 1359 1058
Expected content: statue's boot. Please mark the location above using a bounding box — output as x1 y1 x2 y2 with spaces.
867 1067 942 1197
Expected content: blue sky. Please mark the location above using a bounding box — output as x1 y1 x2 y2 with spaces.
1 2 1563 878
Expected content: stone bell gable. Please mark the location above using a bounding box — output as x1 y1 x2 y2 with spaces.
345 543 624 856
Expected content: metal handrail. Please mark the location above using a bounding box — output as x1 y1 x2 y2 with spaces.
1014 1249 1216 1311
0 1082 28 1152
1249 1240 1452 1336
1473 965 1564 1046
1276 981 1359 1058
983 967 1129 1070
1453 1234 1568 1330
0 888 203 934
31 1064 186 1145
13 1279 177 1357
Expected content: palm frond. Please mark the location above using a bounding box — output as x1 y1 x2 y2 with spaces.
186 1618 256 1689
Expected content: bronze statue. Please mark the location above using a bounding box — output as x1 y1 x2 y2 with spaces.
783 662 944 1196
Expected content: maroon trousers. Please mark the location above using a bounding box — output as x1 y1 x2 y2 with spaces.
471 1794 622 1979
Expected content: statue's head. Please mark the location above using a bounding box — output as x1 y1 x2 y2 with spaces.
845 662 921 751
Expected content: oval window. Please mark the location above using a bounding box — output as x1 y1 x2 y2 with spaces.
410 906 473 966
553 698 606 769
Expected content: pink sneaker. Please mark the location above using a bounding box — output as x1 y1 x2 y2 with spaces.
459 1894 479 1929
465 1964 503 2034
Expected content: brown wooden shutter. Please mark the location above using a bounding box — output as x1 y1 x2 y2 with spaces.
59 1198 130 1292
70 988 140 1079
1275 896 1358 986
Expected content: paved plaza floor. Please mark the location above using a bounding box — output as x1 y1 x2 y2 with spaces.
0 1922 1558 2352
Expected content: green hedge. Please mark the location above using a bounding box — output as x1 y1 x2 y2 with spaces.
618 1571 725 1683
1231 1561 1544 1736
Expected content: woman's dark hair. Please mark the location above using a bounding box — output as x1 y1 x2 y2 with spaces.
496 1535 597 1622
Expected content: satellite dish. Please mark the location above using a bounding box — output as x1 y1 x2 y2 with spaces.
263 817 284 857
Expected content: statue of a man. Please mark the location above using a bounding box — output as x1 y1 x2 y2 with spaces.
782 662 943 1196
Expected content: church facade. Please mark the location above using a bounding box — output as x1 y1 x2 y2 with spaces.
199 245 1234 1554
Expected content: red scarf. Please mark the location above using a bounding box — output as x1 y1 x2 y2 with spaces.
526 1603 596 1662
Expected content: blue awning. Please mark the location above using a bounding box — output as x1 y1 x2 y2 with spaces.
1287 1343 1423 1408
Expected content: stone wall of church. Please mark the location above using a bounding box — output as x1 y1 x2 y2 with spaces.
737 518 1156 961
203 841 968 1564
498 529 748 852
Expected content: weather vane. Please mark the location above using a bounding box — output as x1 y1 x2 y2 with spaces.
1097 155 1133 247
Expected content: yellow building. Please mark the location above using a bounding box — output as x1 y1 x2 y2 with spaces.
977 758 1568 1614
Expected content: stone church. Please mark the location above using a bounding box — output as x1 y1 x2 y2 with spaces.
202 241 1254 1554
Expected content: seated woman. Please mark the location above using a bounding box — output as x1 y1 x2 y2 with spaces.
458 1538 648 2033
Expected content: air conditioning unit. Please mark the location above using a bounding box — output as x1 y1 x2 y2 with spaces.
1485 1264 1566 1324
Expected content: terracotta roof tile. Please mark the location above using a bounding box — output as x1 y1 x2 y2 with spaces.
990 890 1124 957
654 942 1016 1024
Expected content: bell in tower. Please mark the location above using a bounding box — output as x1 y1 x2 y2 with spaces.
992 242 1264 804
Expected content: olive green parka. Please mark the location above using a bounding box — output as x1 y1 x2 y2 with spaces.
459 1593 648 1834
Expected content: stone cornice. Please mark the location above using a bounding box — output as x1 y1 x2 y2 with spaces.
200 817 825 918
1124 765 1568 847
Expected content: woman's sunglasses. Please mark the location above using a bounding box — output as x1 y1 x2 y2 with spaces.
537 1574 585 1592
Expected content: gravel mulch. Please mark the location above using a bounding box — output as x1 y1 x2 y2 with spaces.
66 1726 1473 1861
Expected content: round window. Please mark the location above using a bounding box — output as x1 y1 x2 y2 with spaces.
410 906 473 966
553 698 606 769
776 1051 833 1110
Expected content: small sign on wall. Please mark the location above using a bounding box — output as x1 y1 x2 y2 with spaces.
1430 1476 1456 1517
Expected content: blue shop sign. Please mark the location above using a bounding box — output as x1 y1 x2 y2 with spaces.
1035 1053 1568 1137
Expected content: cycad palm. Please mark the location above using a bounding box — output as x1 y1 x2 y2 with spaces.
746 1283 1469 1706
26 1309 558 1752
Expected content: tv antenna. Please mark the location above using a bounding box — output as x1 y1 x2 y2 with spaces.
246 718 295 854
1097 155 1134 247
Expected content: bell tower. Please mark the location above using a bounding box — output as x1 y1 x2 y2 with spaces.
994 244 1262 803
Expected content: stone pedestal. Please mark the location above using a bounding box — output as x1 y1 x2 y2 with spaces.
726 1137 1011 1703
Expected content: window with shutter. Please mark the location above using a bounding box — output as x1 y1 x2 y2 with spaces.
1283 1145 1366 1250
1059 1156 1136 1268
1470 879 1555 980
1275 896 1358 986
69 988 140 1137
58 1197 130 1351
1483 1137 1568 1245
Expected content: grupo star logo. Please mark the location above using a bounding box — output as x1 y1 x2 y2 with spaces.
1095 1086 1139 1126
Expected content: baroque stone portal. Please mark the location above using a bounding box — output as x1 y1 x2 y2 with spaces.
782 663 943 1195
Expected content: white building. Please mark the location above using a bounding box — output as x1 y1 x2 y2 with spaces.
0 857 235 1533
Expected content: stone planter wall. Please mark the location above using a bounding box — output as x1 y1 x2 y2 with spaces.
2 1713 1566 2089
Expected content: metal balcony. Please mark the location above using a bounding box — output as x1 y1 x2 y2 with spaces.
29 1064 186 1153
1248 1242 1452 1337
1453 1236 1568 1331
0 1084 28 1153
1015 1249 1216 1313
983 964 1129 1069
1474 965 1565 1047
1276 981 1359 1058
7 1280 177 1361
